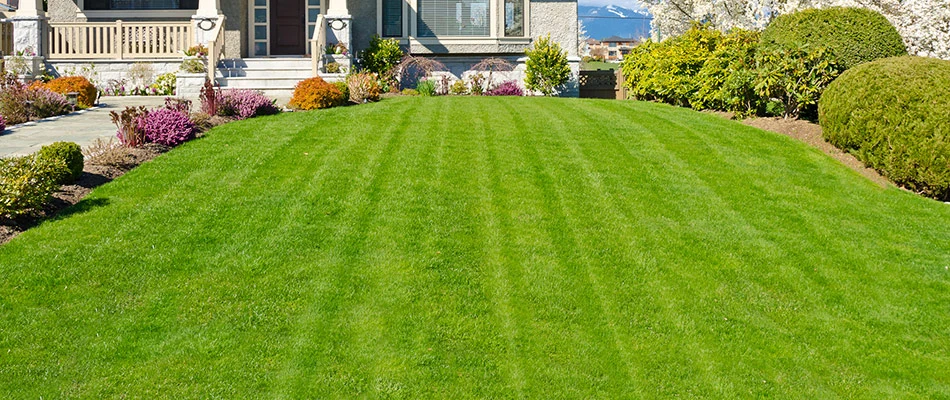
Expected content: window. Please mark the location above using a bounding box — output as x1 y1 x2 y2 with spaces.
417 0 490 37
84 0 198 10
382 0 403 37
504 0 524 37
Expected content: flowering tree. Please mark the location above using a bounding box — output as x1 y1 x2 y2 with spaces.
644 0 950 59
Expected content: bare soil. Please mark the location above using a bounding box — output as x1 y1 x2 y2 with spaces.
741 117 891 188
0 145 167 245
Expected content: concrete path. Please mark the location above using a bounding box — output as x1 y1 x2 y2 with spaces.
0 96 168 157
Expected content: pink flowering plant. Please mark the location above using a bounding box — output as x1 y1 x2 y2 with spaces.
486 80 524 96
138 108 196 147
218 89 279 120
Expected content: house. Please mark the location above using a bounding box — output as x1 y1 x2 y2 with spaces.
600 35 638 62
4 0 579 96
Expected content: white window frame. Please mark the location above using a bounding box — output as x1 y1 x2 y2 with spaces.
247 0 325 57
378 0 530 42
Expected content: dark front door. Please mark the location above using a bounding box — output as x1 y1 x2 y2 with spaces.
271 0 306 55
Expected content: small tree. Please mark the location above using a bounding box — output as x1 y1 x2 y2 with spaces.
359 35 405 90
525 34 571 96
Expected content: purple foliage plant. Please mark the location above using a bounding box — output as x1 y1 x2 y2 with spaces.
138 108 196 147
218 89 279 120
486 80 524 96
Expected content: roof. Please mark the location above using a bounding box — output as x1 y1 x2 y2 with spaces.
601 36 638 43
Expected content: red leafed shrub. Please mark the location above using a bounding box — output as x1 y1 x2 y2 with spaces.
289 77 347 110
138 108 196 147
44 76 98 108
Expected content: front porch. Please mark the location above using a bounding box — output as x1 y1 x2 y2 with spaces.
5 0 353 92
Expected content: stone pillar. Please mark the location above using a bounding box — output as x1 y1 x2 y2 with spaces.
325 0 352 59
192 0 222 45
11 0 44 56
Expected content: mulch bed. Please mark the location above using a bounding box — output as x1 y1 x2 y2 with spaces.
0 145 168 245
741 117 892 188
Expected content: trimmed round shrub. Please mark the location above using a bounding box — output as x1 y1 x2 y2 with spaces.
138 109 196 147
45 76 98 108
819 56 950 200
0 155 63 218
36 142 84 184
289 77 347 110
760 7 906 71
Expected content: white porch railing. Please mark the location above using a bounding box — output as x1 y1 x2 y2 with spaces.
310 14 327 76
47 21 194 60
205 15 226 81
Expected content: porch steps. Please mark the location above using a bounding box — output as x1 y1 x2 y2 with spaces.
214 58 341 98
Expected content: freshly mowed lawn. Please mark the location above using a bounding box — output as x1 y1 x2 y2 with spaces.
581 60 619 70
1 97 949 398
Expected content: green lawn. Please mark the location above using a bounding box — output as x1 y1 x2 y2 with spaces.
1 97 949 397
581 61 619 71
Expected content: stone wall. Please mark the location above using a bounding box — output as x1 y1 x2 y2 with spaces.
45 60 182 86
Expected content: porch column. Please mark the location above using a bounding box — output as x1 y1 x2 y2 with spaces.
325 0 352 59
11 0 45 56
192 0 222 46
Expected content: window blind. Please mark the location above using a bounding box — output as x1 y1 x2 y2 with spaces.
382 0 403 37
417 0 490 37
85 0 198 10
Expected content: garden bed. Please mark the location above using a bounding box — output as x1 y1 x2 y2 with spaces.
0 144 167 244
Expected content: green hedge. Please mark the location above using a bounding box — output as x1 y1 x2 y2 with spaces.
819 56 950 200
760 7 906 70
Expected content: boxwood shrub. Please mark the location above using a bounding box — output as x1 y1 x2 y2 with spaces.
760 7 906 71
819 56 950 200
36 142 84 184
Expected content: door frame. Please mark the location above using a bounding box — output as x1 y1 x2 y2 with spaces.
247 0 324 57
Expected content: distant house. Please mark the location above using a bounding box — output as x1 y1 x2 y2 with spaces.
601 36 639 62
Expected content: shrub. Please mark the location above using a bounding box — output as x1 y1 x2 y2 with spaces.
360 35 404 86
819 56 950 200
218 89 280 120
326 62 342 74
36 142 84 184
0 116 5 132
29 88 72 118
138 108 196 147
754 44 842 119
153 73 177 96
449 79 468 95
525 34 571 96
486 80 524 96
347 72 381 104
0 155 63 218
83 138 136 169
289 77 347 110
179 58 207 74
760 7 906 71
622 23 721 106
164 97 192 114
111 106 149 147
45 76 98 108
401 89 419 96
333 81 350 101
468 73 486 96
693 29 762 116
199 79 219 116
416 80 436 96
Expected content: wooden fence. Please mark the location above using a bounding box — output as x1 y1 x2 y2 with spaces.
47 21 194 60
579 69 626 100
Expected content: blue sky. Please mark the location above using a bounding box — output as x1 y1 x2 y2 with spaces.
579 0 647 10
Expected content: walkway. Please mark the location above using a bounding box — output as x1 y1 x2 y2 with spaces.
0 96 168 157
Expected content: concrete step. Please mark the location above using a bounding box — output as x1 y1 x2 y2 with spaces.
217 67 313 79
218 58 312 70
217 76 304 89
